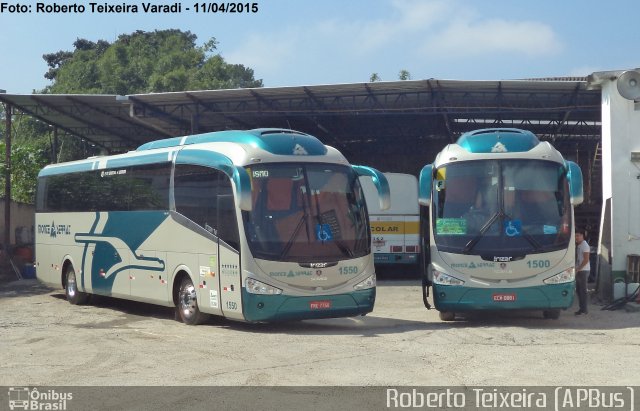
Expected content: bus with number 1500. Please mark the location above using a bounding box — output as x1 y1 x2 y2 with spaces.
418 128 583 320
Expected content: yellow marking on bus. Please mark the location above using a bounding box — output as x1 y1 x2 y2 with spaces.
370 221 419 234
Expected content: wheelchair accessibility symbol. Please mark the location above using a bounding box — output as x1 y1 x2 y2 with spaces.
504 220 522 237
316 224 334 242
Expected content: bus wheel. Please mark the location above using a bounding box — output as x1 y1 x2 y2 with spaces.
543 310 560 320
439 311 455 321
176 277 208 325
65 266 89 305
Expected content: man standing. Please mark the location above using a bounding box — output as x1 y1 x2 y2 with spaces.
575 228 590 315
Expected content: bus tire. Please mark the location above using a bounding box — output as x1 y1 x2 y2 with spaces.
439 311 455 321
65 266 89 305
176 276 208 325
543 309 560 320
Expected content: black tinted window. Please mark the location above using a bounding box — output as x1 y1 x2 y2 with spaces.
37 163 171 212
174 164 239 249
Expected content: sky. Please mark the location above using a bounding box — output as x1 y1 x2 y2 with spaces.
0 0 638 94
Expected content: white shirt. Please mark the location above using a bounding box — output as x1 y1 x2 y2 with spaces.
576 240 590 272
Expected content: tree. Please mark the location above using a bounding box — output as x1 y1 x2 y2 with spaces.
44 29 263 94
398 70 412 81
5 30 264 205
369 73 381 82
0 109 52 204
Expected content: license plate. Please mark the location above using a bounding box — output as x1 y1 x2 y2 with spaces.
309 300 332 310
492 293 517 302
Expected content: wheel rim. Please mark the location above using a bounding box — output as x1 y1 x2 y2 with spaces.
179 282 198 320
67 270 77 298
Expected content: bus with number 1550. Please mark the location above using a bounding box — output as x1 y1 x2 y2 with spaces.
35 128 390 324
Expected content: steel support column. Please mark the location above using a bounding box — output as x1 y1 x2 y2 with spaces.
4 103 11 249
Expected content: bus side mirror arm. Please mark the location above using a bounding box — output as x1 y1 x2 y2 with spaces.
352 165 391 211
233 166 253 211
566 161 584 206
418 164 433 206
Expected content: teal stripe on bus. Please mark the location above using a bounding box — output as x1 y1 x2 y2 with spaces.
38 162 97 177
241 288 375 322
106 152 172 169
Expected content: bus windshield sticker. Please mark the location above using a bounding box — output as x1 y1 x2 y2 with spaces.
436 218 467 235
316 224 334 241
543 225 558 234
504 220 522 237
435 179 445 191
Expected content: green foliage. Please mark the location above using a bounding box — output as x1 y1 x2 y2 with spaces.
1 29 263 205
369 73 381 82
44 29 263 94
0 114 51 204
398 70 412 81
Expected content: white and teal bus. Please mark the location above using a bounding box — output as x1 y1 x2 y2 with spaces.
418 128 583 320
35 128 390 324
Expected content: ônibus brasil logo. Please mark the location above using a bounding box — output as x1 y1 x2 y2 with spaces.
8 387 72 410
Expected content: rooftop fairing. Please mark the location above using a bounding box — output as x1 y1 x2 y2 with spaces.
456 128 540 154
136 128 328 156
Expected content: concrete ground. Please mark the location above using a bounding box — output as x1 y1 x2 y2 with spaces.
1 277 638 387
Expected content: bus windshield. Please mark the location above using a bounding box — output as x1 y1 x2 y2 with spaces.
432 159 571 255
242 163 370 262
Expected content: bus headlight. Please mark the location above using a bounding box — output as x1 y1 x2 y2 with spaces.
433 270 465 286
245 278 283 295
353 274 376 290
543 267 575 284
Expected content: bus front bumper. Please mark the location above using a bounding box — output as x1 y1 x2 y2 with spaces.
242 288 376 322
433 282 575 312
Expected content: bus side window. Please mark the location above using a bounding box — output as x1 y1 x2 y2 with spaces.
217 192 240 250
174 165 240 250
174 165 221 234
127 163 171 210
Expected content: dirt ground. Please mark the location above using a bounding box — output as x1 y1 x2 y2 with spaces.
1 277 639 387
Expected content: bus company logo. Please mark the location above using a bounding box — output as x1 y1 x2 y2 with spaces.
100 169 126 177
491 141 508 153
8 387 73 410
493 256 513 262
292 144 308 155
37 222 71 238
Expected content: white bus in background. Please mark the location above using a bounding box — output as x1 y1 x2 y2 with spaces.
35 128 390 324
360 173 420 268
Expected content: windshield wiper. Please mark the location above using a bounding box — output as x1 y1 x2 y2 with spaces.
463 211 500 254
278 214 308 260
334 239 355 258
463 211 544 254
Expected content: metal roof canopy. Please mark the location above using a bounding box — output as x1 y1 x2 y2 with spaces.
0 79 602 156
0 78 604 250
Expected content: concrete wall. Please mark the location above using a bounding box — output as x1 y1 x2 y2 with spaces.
0 200 35 246
599 76 640 284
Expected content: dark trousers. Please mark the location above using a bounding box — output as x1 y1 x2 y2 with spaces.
576 270 589 313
